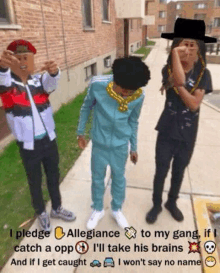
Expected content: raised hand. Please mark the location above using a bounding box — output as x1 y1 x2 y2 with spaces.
41 60 59 75
0 50 20 69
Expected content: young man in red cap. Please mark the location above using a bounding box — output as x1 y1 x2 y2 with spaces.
0 40 76 231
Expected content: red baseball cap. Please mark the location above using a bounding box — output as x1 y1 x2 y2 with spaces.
7 39 37 54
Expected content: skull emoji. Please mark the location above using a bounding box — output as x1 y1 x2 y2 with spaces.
204 241 216 254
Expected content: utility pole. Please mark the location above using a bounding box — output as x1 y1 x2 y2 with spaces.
124 19 129 57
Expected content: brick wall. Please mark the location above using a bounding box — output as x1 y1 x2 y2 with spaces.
116 19 124 57
167 1 176 33
0 0 117 72
147 0 167 38
129 19 142 43
212 7 220 38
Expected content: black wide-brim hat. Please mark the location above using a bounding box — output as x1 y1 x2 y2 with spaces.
161 18 217 43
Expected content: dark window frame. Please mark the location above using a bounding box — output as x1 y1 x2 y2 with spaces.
214 17 220 27
194 3 207 9
194 13 206 20
102 0 110 22
85 63 97 81
104 56 111 68
159 11 166 18
0 0 9 23
82 0 93 29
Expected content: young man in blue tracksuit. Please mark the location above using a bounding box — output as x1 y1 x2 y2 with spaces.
77 56 150 230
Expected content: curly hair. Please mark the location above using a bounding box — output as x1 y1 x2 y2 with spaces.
112 56 151 91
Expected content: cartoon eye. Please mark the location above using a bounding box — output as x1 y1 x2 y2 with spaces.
24 56 27 60
190 44 194 47
185 43 189 46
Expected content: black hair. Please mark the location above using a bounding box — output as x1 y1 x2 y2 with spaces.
112 56 151 90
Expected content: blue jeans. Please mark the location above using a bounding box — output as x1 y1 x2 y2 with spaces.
91 142 129 211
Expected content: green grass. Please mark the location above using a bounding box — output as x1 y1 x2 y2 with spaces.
147 40 156 46
0 88 92 269
134 46 152 60
105 69 113 74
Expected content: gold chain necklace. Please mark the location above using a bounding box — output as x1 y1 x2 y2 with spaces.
167 51 205 95
106 82 142 112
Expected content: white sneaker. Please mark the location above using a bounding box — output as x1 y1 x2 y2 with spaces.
111 210 129 229
87 209 105 230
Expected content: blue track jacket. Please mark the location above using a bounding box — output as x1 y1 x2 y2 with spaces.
77 75 145 152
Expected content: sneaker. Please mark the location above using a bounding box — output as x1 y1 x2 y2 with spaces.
165 201 184 222
87 209 105 230
38 211 51 232
146 206 162 224
50 206 76 221
111 210 129 229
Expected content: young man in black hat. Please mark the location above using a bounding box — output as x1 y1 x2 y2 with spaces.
146 18 216 224
0 40 76 231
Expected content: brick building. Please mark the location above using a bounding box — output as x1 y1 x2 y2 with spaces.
0 0 144 143
167 0 220 39
147 0 168 38
116 18 143 57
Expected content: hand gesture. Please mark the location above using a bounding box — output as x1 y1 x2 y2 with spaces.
78 135 87 149
174 46 190 60
0 50 20 69
130 151 138 164
41 60 59 75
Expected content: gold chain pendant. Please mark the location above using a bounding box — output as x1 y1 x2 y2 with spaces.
106 82 142 112
167 51 205 95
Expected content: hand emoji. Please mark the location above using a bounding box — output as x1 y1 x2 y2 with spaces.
55 226 65 240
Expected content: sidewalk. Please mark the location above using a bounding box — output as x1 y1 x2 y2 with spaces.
2 38 220 273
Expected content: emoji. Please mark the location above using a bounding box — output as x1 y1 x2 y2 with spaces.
55 226 65 240
205 256 216 267
204 241 216 254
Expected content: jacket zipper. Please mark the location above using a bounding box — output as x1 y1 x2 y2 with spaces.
25 85 50 139
110 102 116 147
24 85 35 143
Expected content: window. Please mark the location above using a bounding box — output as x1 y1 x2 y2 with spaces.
195 3 206 9
159 11 166 18
158 25 166 32
160 0 166 3
0 0 8 23
104 56 111 68
194 14 206 20
176 3 182 10
137 19 142 29
215 0 220 7
85 63 97 81
0 0 20 28
214 18 220 27
82 0 93 28
130 45 134 53
102 0 110 21
130 19 133 30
